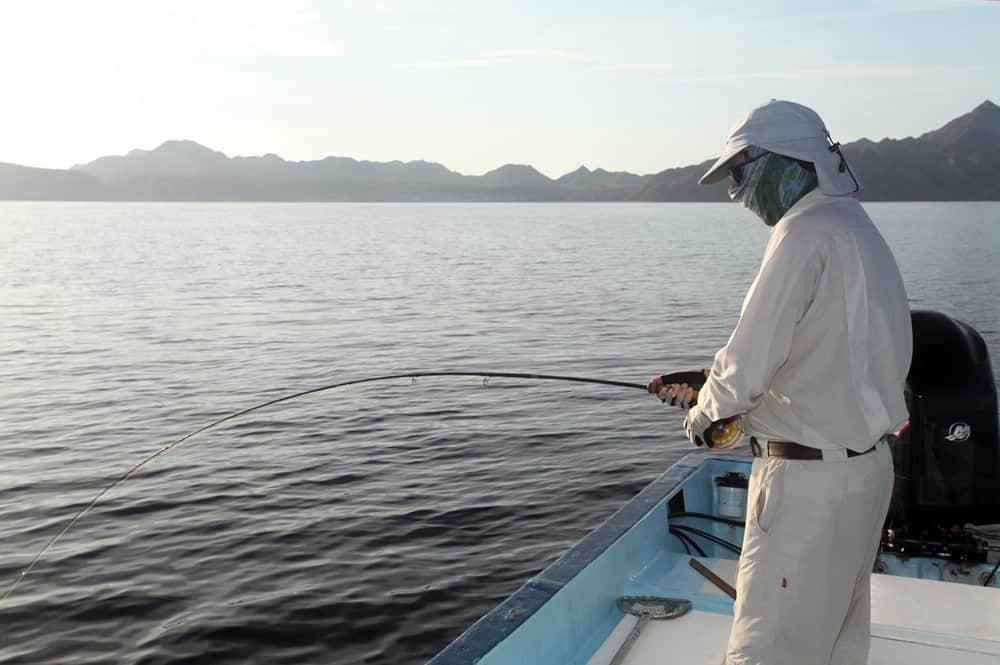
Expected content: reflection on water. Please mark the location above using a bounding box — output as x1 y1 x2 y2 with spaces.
0 201 996 664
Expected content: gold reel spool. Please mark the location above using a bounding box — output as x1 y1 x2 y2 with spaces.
706 416 744 450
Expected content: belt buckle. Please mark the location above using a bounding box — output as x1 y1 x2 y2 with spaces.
750 437 763 457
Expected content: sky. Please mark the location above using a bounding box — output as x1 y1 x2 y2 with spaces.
1 0 998 177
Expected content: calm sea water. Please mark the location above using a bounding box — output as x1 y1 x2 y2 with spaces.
1 201 997 664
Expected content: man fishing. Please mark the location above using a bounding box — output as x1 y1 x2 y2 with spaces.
649 100 912 665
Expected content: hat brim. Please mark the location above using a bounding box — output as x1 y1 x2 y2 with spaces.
697 137 861 195
698 141 750 185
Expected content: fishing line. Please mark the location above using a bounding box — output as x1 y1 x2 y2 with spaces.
2 371 647 604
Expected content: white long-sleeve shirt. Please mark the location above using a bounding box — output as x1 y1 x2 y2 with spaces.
692 190 912 452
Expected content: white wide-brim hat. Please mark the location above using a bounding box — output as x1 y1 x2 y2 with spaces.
699 100 862 196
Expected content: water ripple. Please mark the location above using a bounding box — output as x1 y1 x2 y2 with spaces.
1 201 998 664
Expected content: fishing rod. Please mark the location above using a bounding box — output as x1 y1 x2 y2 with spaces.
2 370 651 604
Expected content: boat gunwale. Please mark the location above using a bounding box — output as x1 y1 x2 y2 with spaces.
428 451 741 665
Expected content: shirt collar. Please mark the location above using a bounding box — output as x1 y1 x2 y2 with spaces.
782 187 830 219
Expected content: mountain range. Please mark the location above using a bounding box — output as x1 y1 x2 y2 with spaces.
2 101 998 202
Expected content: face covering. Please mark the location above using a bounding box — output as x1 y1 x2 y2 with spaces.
728 147 819 226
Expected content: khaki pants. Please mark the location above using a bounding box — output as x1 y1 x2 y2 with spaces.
724 441 894 665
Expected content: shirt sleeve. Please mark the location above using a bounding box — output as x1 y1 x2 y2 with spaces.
693 225 821 422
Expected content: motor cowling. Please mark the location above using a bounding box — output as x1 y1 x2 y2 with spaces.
887 310 1000 529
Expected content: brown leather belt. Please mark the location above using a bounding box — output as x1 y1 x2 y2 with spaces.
750 436 877 460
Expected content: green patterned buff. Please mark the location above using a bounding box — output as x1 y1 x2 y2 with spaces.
736 149 819 226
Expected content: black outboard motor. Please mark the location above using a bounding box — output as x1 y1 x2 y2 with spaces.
885 311 1000 560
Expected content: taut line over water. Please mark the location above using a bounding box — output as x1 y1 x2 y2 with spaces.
2 371 647 604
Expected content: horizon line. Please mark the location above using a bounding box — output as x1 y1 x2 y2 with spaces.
3 97 995 179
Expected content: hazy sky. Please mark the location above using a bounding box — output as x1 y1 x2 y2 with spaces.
2 0 998 177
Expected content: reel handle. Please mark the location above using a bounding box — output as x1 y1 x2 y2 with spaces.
654 370 743 449
657 371 708 391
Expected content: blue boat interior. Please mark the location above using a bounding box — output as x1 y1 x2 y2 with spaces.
430 453 1000 665
428 454 733 664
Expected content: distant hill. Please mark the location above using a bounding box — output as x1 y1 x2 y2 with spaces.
633 100 1000 202
846 100 1000 201
555 166 652 201
79 140 471 186
0 162 106 200
1 101 998 201
629 160 722 202
480 164 553 188
556 165 649 189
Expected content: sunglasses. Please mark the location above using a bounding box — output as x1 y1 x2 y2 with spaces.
728 151 769 187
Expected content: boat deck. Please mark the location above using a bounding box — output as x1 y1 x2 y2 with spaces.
428 456 1000 665
586 554 1000 665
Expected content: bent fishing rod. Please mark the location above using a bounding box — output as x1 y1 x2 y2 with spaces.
4 370 661 604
